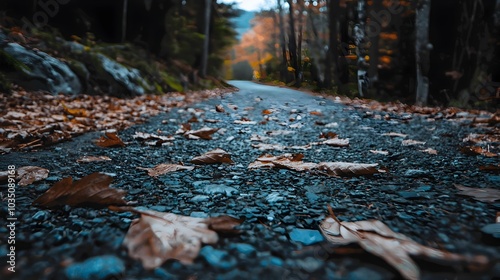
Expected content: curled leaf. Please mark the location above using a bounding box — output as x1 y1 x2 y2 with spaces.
33 173 127 208
95 132 125 147
184 127 219 140
138 164 194 177
317 162 379 176
191 148 234 164
17 166 49 186
454 184 500 203
77 156 112 163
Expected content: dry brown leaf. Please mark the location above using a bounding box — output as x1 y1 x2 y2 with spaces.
95 132 125 147
262 109 273 115
132 132 174 141
76 156 112 163
320 209 488 280
460 146 497 157
402 139 426 146
271 159 318 172
309 111 323 116
266 130 294 136
454 184 500 203
215 104 225 113
479 164 500 172
320 132 338 139
383 132 408 138
420 148 438 155
16 166 49 186
251 143 286 151
121 208 242 269
191 148 234 164
370 150 389 155
33 173 127 208
138 164 194 177
317 162 379 176
183 127 219 140
322 138 349 147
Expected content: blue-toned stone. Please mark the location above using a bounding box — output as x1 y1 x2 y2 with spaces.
289 228 325 245
229 243 256 256
200 246 236 270
65 255 125 280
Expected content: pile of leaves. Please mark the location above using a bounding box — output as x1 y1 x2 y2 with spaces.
0 88 234 153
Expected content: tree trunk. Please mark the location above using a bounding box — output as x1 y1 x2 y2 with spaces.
287 0 299 86
120 0 128 43
354 0 368 96
368 0 382 93
200 0 211 78
415 0 431 106
326 0 340 89
277 0 288 81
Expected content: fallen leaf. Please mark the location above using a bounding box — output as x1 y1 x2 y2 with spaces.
454 184 500 203
132 132 174 141
233 120 257 125
320 132 338 139
420 148 438 155
266 130 294 136
188 115 199 123
16 166 49 186
310 111 323 116
460 146 497 157
183 127 219 140
402 139 426 146
262 109 273 115
76 156 112 163
33 173 127 208
120 207 242 269
479 164 500 172
251 143 286 151
322 138 349 147
138 164 194 177
95 132 125 147
317 162 379 176
215 104 225 112
191 148 234 164
320 208 488 280
383 132 408 138
370 150 389 155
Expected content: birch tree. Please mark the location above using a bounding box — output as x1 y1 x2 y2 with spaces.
415 0 431 106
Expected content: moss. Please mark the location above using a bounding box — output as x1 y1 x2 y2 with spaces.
0 72 12 93
0 49 30 72
160 72 183 92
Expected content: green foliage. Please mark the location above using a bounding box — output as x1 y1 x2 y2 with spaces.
0 49 29 72
160 72 184 92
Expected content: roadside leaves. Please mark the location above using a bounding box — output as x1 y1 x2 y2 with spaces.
33 173 128 208
460 146 497 157
370 150 389 155
249 154 380 176
402 139 426 146
322 138 349 147
95 132 126 147
454 184 500 203
316 162 379 176
191 148 234 164
215 104 225 113
420 148 438 155
77 156 112 163
184 127 219 140
16 166 49 186
121 207 242 269
138 164 194 177
319 208 489 280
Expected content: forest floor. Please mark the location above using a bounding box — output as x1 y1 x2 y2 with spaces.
1 81 500 280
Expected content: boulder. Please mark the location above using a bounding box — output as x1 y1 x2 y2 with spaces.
88 53 149 97
2 43 81 94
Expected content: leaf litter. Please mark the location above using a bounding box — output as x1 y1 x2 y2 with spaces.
191 148 234 164
138 164 195 177
319 206 489 280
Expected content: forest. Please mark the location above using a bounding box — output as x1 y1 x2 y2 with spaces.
233 0 500 108
0 0 498 107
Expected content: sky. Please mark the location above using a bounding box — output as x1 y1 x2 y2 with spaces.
219 0 274 11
